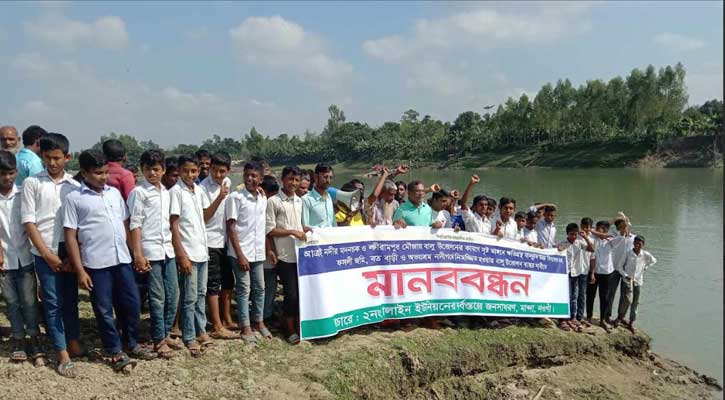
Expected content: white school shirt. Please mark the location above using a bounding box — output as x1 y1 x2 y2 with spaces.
535 220 557 249
521 227 538 244
0 186 33 270
266 190 303 264
200 176 232 249
621 249 657 286
493 218 518 239
592 237 615 274
21 171 81 256
461 209 491 234
434 209 453 228
558 238 590 277
62 184 132 269
169 180 208 263
611 232 636 274
127 181 175 261
226 188 267 262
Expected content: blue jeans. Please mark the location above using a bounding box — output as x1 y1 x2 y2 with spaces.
263 268 276 320
147 258 179 343
0 264 41 339
35 256 80 351
86 263 140 355
569 274 588 320
178 261 208 344
230 258 264 327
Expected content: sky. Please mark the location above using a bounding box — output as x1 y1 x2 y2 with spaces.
0 1 722 149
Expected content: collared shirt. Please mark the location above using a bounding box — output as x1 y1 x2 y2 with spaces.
621 249 657 286
169 180 208 263
15 148 43 186
266 190 303 263
592 237 615 274
62 184 132 269
107 161 136 201
392 201 434 227
200 176 232 249
365 198 399 226
434 209 453 228
301 188 336 228
521 227 538 244
461 209 491 234
21 171 81 256
127 181 175 261
611 232 636 273
494 218 518 239
558 238 590 277
226 188 267 262
0 186 33 270
535 220 557 249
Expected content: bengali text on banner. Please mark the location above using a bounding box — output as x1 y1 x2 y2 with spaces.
295 226 570 340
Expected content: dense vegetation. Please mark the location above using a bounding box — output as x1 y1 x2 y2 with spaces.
73 63 722 168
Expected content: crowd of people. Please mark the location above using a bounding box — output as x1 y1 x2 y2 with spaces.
0 124 656 378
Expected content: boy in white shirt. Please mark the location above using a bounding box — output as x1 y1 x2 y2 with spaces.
615 236 656 333
604 214 636 325
535 206 557 249
492 197 518 239
586 220 616 330
64 150 157 374
169 154 211 357
199 152 236 340
128 150 179 358
459 175 491 234
557 223 594 332
430 190 454 229
21 133 82 377
0 150 42 363
519 211 541 248
226 162 269 344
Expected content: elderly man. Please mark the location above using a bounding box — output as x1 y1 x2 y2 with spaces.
0 126 20 154
15 125 46 186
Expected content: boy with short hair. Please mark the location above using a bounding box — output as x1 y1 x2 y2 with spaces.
587 220 616 330
195 149 211 183
259 175 280 329
430 190 454 229
604 214 636 325
536 206 557 249
127 149 180 358
226 162 270 344
519 211 541 248
161 156 179 190
64 150 156 373
21 133 82 377
615 236 656 333
169 154 211 356
102 139 136 201
199 152 236 340
459 175 491 234
492 197 518 239
557 223 594 332
0 150 42 362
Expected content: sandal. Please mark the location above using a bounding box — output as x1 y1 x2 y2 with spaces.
559 320 572 331
580 320 592 328
165 336 184 350
110 352 137 372
10 339 28 362
129 344 158 360
286 333 300 345
154 342 175 359
209 328 238 340
570 320 582 332
186 340 203 358
57 360 78 378
241 333 258 345
257 326 273 340
197 334 214 348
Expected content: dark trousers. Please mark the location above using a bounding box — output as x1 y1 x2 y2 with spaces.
586 272 612 320
87 263 141 355
604 271 622 321
276 261 300 317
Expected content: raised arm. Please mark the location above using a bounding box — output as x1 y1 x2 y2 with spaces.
460 175 480 211
367 167 390 206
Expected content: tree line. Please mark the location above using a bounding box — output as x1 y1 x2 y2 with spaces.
74 63 723 168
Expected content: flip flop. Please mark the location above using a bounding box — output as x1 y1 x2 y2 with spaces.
129 345 158 360
559 320 572 331
154 342 175 360
287 333 300 345
57 361 78 378
110 352 137 372
241 333 258 345
186 340 203 358
11 349 28 362
209 329 238 340
257 326 273 340
165 337 184 350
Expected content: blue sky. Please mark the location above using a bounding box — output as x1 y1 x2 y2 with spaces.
0 1 722 149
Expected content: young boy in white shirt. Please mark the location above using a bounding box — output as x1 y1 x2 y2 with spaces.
615 236 656 333
557 223 594 332
0 150 42 363
492 197 518 239
604 215 636 325
21 133 82 377
459 175 491 234
226 161 270 344
536 206 557 249
586 220 616 330
64 150 157 374
199 152 235 340
128 149 179 358
519 211 541 248
169 154 211 357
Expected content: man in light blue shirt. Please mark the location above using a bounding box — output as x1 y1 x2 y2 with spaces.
301 164 337 228
15 125 46 186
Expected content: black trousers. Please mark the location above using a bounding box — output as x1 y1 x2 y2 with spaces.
276 261 300 317
586 272 611 320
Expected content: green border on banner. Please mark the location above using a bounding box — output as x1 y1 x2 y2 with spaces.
300 299 569 339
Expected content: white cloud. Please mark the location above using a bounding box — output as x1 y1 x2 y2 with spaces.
653 33 705 52
405 61 470 96
9 52 317 149
24 15 129 50
229 16 353 92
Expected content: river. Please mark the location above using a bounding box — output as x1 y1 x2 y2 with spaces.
234 167 724 382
